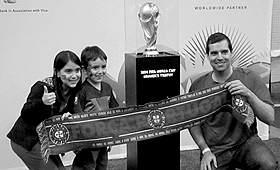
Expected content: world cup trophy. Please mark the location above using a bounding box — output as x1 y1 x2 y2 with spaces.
126 2 180 169
138 2 160 57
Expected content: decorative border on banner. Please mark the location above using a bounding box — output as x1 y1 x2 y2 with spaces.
37 84 251 162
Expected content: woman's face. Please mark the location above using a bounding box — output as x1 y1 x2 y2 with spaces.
57 60 81 89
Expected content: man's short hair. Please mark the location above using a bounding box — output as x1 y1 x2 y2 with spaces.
206 32 233 55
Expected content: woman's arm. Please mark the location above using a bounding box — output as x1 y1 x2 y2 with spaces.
20 81 52 125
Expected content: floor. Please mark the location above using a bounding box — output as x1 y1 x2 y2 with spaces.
66 137 280 170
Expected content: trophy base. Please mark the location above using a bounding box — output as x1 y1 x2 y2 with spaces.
137 51 178 58
125 53 181 170
143 48 159 57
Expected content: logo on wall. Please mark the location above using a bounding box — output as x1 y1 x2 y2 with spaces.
147 109 166 129
181 25 256 68
178 25 272 93
3 0 16 3
49 124 70 146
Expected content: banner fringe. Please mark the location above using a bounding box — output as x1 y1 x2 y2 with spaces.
36 121 51 163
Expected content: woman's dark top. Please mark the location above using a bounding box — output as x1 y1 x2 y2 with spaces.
7 77 77 151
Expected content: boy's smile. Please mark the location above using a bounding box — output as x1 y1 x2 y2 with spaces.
86 58 107 85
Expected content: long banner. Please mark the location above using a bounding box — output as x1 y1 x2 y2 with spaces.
36 83 250 163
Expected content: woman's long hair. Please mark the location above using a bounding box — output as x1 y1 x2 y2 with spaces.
52 50 82 114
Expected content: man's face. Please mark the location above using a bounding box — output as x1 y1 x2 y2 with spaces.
207 39 232 73
86 58 107 85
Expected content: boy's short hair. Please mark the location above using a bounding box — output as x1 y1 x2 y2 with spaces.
81 46 107 69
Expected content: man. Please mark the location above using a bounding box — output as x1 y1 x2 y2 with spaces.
188 32 278 170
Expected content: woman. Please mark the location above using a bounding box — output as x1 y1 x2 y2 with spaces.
7 50 82 170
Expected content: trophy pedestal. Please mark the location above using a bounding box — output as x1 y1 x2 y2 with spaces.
125 52 181 170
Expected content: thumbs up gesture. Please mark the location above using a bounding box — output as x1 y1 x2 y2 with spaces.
42 86 56 105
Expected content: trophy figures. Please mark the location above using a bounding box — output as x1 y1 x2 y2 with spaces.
138 2 160 57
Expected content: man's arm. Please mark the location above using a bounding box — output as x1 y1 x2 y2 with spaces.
247 91 274 125
225 80 275 125
189 125 217 170
189 125 208 151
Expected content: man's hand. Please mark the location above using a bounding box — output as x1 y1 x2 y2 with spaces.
225 80 274 125
224 80 251 97
200 151 217 170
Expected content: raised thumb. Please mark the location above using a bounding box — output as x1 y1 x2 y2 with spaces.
43 85 48 94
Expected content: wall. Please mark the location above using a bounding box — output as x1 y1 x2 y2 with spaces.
270 0 280 138
0 1 126 169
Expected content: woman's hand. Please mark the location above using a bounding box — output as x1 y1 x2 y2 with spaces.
61 112 72 121
42 86 56 105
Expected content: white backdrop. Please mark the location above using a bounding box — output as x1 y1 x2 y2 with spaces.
0 1 126 169
178 0 273 148
0 0 273 169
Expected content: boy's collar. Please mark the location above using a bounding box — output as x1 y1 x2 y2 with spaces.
86 78 101 90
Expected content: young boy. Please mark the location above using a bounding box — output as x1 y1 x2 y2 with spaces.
71 46 119 170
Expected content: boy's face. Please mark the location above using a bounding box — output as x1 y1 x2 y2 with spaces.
86 58 107 84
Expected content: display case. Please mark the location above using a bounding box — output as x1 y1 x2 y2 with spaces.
124 1 180 169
